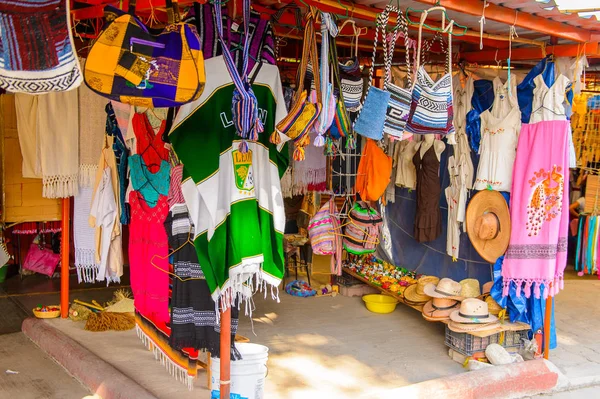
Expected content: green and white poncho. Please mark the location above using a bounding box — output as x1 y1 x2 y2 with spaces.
170 56 290 308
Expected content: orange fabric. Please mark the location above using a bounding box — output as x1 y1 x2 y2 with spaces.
356 139 392 201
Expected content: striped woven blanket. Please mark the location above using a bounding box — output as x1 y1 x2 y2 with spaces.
0 0 82 93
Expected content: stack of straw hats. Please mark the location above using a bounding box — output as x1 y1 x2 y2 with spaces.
403 276 439 305
421 278 462 321
420 278 506 326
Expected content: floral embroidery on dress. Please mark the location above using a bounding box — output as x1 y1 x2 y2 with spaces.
484 127 505 135
475 177 503 187
526 165 564 236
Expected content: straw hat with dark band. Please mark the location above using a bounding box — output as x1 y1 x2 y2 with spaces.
466 191 511 264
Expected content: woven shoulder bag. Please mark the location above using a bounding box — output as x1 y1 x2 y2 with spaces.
382 6 413 139
353 11 391 141
404 10 455 135
273 7 322 161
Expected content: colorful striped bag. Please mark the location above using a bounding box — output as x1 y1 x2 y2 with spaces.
343 202 383 255
404 10 454 135
273 7 321 161
308 198 343 275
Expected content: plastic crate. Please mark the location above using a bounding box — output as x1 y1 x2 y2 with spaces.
444 326 528 357
336 272 362 287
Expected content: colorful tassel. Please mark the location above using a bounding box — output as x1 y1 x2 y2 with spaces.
346 134 357 150
293 146 306 161
270 130 281 144
314 133 325 147
324 136 334 156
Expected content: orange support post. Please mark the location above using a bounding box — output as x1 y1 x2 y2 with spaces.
543 284 553 360
60 198 70 318
219 304 231 399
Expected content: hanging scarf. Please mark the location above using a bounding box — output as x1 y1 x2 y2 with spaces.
502 121 570 299
214 0 263 151
291 132 327 195
78 58 108 186
15 90 80 198
74 186 99 283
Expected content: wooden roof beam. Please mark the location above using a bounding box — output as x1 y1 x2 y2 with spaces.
461 42 600 63
414 0 592 43
278 0 544 47
262 4 511 49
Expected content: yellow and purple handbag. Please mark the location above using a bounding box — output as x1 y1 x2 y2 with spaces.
84 0 205 108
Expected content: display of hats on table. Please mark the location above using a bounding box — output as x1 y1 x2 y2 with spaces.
448 298 500 333
421 278 463 321
465 190 511 264
403 275 439 305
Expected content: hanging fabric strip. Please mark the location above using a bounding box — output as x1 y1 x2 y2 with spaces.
214 0 263 152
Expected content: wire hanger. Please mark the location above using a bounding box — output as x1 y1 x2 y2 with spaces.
405 5 468 37
150 228 205 282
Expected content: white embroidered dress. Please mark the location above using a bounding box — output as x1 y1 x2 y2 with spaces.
474 76 521 192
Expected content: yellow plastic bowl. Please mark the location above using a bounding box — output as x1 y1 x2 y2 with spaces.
362 294 399 314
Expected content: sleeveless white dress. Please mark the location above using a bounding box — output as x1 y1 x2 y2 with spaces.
474 76 521 192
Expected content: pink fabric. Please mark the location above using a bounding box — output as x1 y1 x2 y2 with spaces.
167 164 184 208
502 120 570 299
129 192 170 325
22 243 60 277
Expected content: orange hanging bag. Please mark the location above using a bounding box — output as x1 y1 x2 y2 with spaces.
355 139 393 202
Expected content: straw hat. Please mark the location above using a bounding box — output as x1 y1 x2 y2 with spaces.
482 281 493 295
466 190 511 264
485 295 503 316
403 276 439 304
449 298 498 324
423 278 463 300
459 279 481 298
422 297 460 321
448 320 500 333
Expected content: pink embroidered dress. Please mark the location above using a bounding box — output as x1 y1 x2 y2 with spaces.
129 192 170 325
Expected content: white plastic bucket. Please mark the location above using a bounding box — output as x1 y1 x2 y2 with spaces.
210 343 269 399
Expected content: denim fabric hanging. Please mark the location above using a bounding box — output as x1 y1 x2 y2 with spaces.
465 79 494 153
491 259 557 350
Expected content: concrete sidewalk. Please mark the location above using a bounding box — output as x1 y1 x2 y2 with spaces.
18 275 600 399
0 332 90 399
